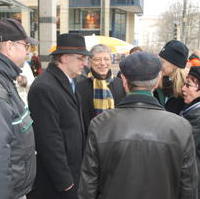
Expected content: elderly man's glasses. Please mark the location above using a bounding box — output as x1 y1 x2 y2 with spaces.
92 57 111 63
15 41 30 51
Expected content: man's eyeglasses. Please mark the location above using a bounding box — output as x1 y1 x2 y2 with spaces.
15 41 30 51
92 57 111 63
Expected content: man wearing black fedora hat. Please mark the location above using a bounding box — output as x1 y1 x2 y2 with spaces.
0 18 36 199
27 33 91 199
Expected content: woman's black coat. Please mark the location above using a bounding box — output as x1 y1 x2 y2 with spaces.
182 99 200 197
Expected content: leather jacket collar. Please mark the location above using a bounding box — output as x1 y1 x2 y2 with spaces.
117 94 164 110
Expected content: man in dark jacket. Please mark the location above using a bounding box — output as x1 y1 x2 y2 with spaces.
0 18 36 199
79 51 198 199
77 44 125 134
27 34 90 199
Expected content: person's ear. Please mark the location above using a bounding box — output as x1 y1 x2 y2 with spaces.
121 74 129 93
153 71 162 91
5 41 14 57
60 54 68 64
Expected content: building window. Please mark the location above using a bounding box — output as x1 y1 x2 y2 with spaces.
82 10 100 29
69 9 100 31
111 9 126 40
0 12 21 22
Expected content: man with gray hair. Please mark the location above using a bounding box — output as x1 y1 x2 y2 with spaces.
0 18 36 199
78 51 198 199
77 44 125 134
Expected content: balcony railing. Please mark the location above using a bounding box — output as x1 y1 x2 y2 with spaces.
0 0 31 11
69 0 143 9
69 0 100 7
69 0 143 12
111 0 143 7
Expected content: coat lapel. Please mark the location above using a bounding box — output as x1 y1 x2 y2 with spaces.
47 63 86 144
75 90 86 148
47 63 78 106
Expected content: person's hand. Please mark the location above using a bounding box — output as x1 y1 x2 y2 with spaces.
64 184 74 191
61 184 77 199
16 75 27 87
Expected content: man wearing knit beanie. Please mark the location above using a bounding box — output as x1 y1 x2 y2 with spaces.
159 40 189 76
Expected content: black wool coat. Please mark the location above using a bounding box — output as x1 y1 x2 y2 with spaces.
182 98 200 198
77 77 125 134
27 63 85 199
165 96 185 115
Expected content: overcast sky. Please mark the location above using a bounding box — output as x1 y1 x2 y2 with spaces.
143 0 200 16
143 0 170 16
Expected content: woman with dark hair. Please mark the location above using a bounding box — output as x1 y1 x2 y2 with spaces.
181 66 200 197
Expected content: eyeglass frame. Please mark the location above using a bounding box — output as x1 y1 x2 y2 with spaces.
14 41 30 51
183 81 198 89
91 56 112 64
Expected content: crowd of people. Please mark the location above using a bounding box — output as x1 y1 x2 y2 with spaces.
0 17 200 199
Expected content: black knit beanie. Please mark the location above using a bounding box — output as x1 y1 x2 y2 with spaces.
159 40 189 68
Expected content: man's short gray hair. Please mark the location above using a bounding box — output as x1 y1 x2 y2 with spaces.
128 74 160 91
0 42 6 51
90 44 111 57
0 43 3 51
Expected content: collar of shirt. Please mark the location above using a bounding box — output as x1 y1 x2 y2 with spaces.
128 90 153 97
66 74 75 93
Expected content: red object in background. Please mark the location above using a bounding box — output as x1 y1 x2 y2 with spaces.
189 58 200 67
188 53 200 67
30 54 43 76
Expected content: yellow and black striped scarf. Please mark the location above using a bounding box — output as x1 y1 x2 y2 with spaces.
88 69 115 115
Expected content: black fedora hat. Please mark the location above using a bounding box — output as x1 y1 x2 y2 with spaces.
50 33 91 56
